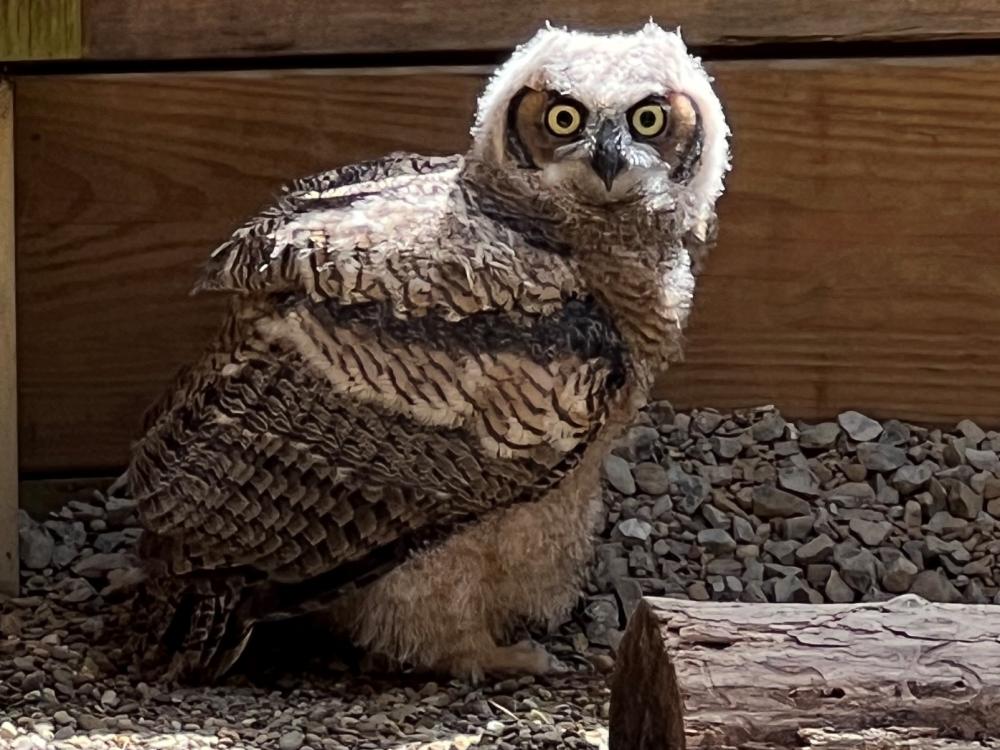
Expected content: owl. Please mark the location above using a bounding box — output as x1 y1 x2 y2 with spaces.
124 21 731 684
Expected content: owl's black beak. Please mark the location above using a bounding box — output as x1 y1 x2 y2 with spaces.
591 120 627 191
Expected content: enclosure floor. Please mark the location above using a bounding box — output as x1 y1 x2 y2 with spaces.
0 591 609 749
6 400 1000 747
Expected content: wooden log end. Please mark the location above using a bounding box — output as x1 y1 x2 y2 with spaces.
609 598 685 750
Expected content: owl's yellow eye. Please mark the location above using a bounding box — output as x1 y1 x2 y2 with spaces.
630 103 667 138
545 102 584 137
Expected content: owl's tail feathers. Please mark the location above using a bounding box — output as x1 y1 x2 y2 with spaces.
130 572 255 685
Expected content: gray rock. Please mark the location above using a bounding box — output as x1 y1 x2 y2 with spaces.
795 534 834 564
617 424 662 459
925 511 966 535
957 419 987 446
707 558 743 576
670 468 711 514
798 422 841 450
711 435 743 459
857 443 907 472
882 555 919 593
59 578 96 603
837 548 879 593
732 516 755 544
741 581 767 603
613 578 644 619
984 476 1000 500
752 484 811 518
43 519 86 547
949 484 983 520
603 455 636 495
279 730 306 750
892 463 933 495
50 543 78 569
825 570 855 603
763 539 800 566
838 411 883 442
693 410 725 435
763 562 802 579
963 555 993 578
966 448 1000 473
778 466 821 497
104 496 138 523
926 535 971 563
806 563 834 586
687 581 710 601
752 413 786 442
774 440 800 457
651 495 673 518
879 419 911 446
17 512 53 571
697 528 736 555
903 540 926 569
67 500 103 520
701 505 731 529
904 500 923 528
71 552 136 578
94 531 131 553
965 579 989 604
842 462 868 482
825 482 876 508
849 518 892 546
783 514 815 540
743 558 765 582
909 569 961 603
699 464 734 486
632 462 670 495
774 575 812 603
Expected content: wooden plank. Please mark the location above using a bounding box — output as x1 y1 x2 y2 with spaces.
0 81 17 594
14 57 1000 472
81 0 1000 60
1 0 82 62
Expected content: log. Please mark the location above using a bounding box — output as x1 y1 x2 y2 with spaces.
609 595 1000 750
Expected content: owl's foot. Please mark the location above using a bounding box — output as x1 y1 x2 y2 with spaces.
447 638 568 682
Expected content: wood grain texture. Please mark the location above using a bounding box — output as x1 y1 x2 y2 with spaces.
15 57 1000 471
80 0 1000 60
1 0 82 61
609 595 1000 749
0 81 17 594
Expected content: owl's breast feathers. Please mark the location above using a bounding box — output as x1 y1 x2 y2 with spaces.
130 152 631 613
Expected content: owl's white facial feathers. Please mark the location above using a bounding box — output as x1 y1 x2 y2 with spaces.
469 22 730 229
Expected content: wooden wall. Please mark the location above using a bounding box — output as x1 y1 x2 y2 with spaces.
7 3 1000 472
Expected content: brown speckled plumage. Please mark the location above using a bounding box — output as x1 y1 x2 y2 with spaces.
125 23 731 683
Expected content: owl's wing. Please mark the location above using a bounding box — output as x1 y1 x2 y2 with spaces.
195 151 579 321
129 157 626 651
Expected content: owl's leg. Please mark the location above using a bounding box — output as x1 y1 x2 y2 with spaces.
326 478 601 680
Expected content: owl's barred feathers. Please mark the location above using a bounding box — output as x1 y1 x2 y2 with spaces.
126 23 731 683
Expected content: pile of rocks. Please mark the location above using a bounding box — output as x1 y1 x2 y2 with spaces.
6 402 1000 748
581 403 1000 649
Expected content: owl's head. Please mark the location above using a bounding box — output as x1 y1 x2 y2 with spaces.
469 22 730 228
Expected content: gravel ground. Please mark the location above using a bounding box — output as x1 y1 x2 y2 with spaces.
5 402 1000 748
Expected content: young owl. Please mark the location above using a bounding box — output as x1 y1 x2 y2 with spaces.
125 21 731 683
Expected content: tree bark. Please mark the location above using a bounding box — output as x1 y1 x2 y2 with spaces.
609 595 1000 750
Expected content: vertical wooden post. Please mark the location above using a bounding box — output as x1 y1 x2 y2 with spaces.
1 0 82 62
0 80 17 596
